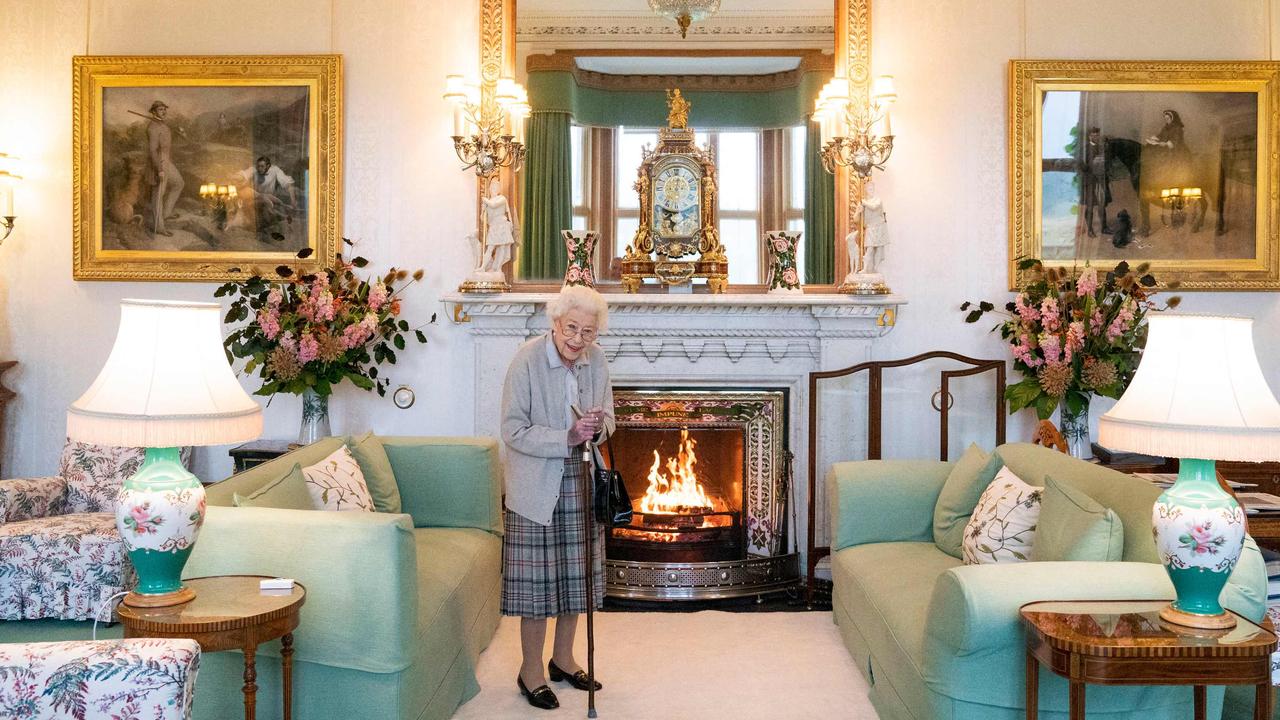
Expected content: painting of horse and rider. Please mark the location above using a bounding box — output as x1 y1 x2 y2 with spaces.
1041 89 1258 263
1011 60 1280 291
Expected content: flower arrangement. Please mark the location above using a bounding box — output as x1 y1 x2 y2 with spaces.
962 259 1179 422
217 247 435 398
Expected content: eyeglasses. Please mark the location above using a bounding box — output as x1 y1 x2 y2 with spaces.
559 321 598 342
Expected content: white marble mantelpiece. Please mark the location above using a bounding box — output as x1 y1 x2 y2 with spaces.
443 291 906 566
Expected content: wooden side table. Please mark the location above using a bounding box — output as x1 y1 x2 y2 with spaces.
117 575 306 720
1021 599 1275 720
229 439 294 473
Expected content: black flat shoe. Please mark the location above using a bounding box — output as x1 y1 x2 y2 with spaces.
549 659 603 691
517 676 559 710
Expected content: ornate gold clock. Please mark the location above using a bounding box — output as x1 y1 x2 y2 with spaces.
621 89 728 293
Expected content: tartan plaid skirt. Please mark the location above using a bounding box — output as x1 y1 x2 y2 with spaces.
502 458 605 618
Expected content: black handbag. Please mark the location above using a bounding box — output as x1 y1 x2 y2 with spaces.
591 441 633 528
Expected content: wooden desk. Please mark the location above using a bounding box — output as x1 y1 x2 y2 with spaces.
117 575 306 720
1021 599 1275 720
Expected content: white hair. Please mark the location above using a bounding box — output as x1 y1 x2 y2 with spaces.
546 285 609 334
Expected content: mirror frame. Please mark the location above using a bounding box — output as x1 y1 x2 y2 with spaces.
478 0 870 293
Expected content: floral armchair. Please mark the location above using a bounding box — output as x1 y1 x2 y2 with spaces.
0 441 190 622
0 639 200 719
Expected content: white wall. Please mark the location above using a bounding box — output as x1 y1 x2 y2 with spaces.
2 0 1279 479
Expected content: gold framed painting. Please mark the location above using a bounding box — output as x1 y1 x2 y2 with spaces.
1009 60 1280 290
72 55 342 281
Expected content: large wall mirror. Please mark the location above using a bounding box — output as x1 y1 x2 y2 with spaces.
489 0 852 290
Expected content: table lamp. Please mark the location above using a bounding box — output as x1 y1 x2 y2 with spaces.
1099 314 1280 629
67 299 263 607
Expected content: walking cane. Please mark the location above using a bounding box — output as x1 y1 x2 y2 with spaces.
581 440 599 718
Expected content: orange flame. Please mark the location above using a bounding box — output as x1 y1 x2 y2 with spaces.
639 429 719 515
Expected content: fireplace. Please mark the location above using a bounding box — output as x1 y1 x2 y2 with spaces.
605 389 798 600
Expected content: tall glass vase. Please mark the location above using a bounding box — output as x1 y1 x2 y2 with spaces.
1059 395 1092 459
298 388 331 446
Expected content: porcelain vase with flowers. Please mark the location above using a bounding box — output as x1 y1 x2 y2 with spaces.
218 248 434 444
562 230 598 288
962 259 1179 458
765 230 803 294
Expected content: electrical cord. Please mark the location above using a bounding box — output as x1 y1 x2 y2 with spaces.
92 591 129 641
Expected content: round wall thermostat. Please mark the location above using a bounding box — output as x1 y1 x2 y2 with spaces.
392 385 416 409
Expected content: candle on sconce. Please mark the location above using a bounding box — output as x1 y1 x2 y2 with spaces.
880 111 893 138
452 105 465 136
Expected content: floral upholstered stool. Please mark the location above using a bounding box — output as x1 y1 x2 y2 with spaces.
0 638 201 719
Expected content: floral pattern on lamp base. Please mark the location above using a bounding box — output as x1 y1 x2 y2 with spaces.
1152 458 1247 628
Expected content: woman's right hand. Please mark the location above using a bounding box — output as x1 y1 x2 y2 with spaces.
568 414 601 447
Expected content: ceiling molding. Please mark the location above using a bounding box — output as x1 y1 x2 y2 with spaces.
516 14 834 44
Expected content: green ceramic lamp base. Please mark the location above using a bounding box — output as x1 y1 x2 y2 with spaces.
114 447 207 608
1152 457 1246 630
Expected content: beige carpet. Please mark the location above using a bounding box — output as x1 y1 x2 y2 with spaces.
452 611 876 720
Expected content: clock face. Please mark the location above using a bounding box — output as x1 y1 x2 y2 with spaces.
653 165 701 237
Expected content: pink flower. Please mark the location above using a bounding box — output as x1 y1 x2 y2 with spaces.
1010 334 1043 368
782 267 799 286
368 282 388 312
1107 301 1136 342
267 288 283 308
279 331 297 353
1015 294 1040 323
130 505 150 523
1090 308 1105 335
772 236 790 252
1039 296 1061 332
340 323 369 350
1040 333 1063 366
297 334 320 364
1076 268 1099 297
1064 321 1086 363
565 266 583 284
257 307 281 341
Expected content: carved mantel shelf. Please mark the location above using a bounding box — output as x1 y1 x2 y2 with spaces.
443 292 905 362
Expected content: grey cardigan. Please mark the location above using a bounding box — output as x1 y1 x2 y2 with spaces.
500 334 615 525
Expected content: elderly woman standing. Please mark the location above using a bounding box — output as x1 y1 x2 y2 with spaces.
501 285 614 711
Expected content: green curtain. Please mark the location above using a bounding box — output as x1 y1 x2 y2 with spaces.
804 117 835 284
519 111 572 280
527 71 827 130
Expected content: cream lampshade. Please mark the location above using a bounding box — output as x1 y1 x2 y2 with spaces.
1100 314 1280 629
68 299 263 607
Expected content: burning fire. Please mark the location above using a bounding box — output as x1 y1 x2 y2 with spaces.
639 428 722 515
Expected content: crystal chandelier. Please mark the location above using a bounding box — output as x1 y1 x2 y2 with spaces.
648 0 721 38
815 75 898 177
443 75 529 177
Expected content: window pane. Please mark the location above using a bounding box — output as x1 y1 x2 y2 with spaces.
718 132 758 212
788 125 806 210
616 216 639 254
720 218 759 284
573 214 587 231
617 129 657 209
570 125 586 208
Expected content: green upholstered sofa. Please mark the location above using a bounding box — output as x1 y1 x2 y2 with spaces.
0 435 503 720
827 442 1268 720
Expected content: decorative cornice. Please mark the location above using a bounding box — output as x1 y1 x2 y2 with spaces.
547 67 814 93
516 14 833 43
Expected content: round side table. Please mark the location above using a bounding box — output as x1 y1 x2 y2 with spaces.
117 575 306 720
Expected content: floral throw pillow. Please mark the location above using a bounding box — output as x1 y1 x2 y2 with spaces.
301 446 375 512
962 466 1042 565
